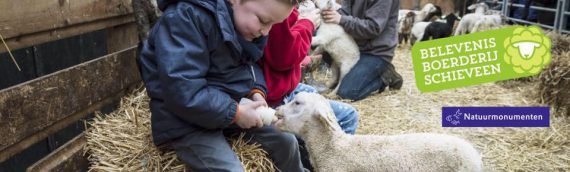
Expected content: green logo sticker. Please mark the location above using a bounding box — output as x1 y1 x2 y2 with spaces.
503 27 552 74
411 26 551 92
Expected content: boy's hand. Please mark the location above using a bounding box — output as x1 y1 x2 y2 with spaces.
322 9 341 24
236 101 265 129
299 8 321 29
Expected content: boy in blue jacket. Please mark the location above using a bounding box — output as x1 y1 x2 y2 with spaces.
138 0 306 171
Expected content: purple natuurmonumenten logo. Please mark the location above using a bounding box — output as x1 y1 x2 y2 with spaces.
442 107 549 127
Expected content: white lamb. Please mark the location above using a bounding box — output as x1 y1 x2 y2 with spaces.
471 14 505 33
398 3 437 23
398 11 417 46
485 9 503 15
302 0 359 97
410 21 431 45
275 92 484 172
298 0 318 14
398 4 437 46
454 3 489 35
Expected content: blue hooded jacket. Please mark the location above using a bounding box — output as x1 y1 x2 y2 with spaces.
138 0 268 145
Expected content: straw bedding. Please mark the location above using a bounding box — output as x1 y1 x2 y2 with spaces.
546 31 570 54
538 50 570 117
85 89 277 172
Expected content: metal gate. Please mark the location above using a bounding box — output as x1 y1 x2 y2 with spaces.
486 0 569 34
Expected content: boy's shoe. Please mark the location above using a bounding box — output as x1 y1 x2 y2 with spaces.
380 63 403 91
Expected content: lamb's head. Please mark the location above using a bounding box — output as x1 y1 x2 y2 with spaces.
313 0 341 11
275 92 342 135
298 0 317 14
404 12 416 24
468 3 489 14
421 3 437 13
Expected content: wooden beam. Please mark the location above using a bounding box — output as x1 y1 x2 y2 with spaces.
27 134 89 172
0 46 141 163
106 22 138 53
0 14 135 54
0 0 132 40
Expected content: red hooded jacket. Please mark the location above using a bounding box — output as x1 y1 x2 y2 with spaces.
259 9 315 107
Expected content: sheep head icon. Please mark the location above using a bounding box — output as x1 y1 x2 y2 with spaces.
512 42 540 59
503 26 551 74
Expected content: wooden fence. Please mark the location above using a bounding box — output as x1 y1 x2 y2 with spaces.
0 0 141 171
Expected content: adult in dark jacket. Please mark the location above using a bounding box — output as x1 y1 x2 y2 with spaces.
321 0 403 101
138 0 305 171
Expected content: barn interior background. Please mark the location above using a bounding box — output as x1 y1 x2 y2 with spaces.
0 0 568 171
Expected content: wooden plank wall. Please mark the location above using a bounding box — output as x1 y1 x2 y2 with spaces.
0 0 134 54
26 134 89 172
0 0 140 171
0 46 139 161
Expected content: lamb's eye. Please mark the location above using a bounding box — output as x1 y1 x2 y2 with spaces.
294 101 301 105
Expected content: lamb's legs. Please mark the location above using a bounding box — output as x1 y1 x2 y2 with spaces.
328 61 355 97
326 62 339 89
454 22 465 36
472 21 481 33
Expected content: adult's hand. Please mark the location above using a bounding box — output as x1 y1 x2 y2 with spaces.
322 9 341 24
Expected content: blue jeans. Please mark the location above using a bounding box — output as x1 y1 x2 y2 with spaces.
337 54 390 101
282 83 359 134
170 125 305 172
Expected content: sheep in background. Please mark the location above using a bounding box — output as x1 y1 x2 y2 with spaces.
471 14 506 33
307 0 359 97
454 3 489 35
398 3 437 23
398 12 417 46
421 14 461 41
275 92 484 172
410 21 431 45
422 5 443 22
485 9 503 15
398 3 439 46
470 2 489 14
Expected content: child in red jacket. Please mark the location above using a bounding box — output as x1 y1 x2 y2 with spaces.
259 7 360 171
260 8 358 134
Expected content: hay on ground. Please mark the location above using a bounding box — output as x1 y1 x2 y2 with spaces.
85 89 277 172
546 31 570 54
539 51 570 116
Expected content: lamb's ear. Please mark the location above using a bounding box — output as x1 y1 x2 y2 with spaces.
315 107 341 132
467 4 476 10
